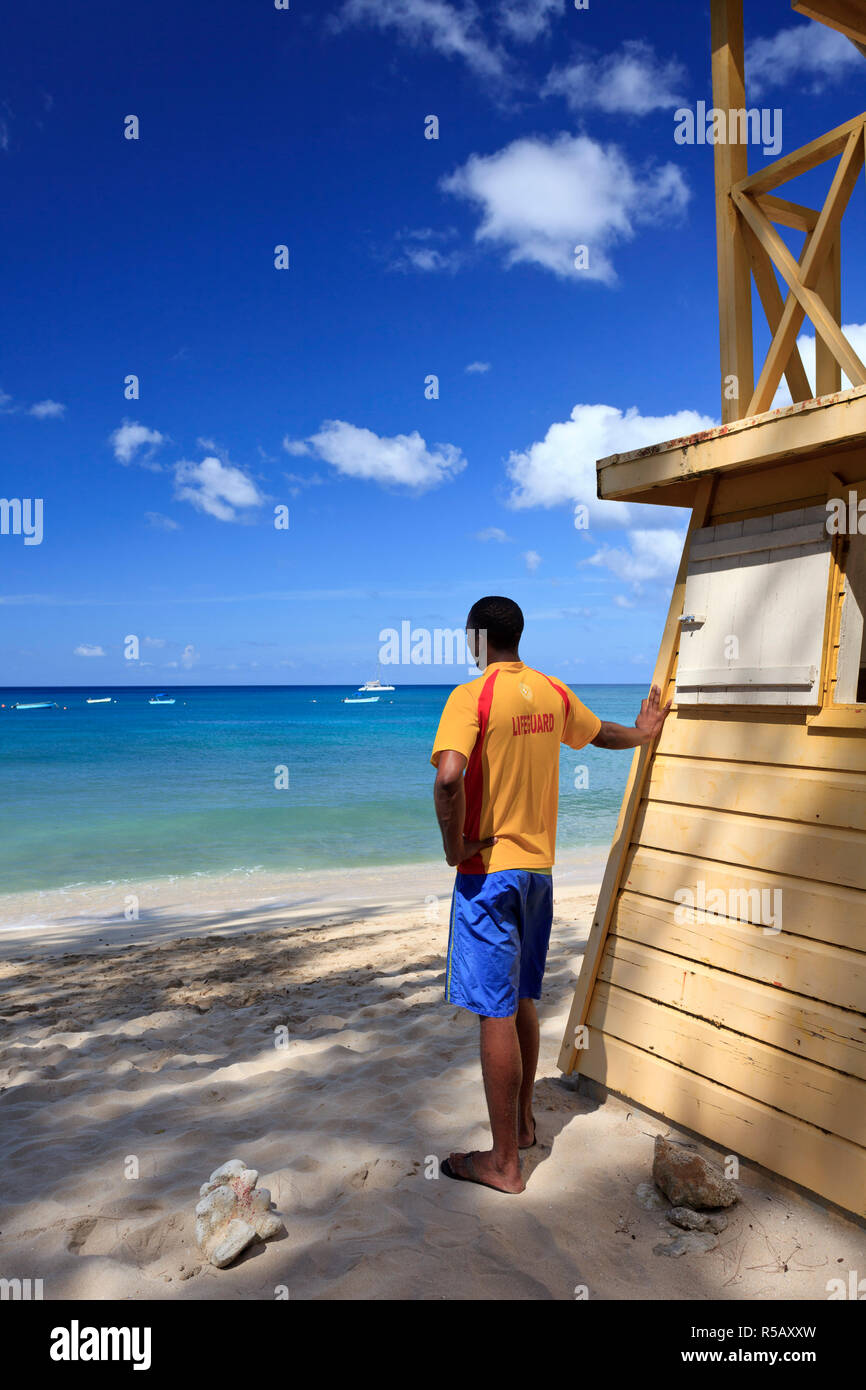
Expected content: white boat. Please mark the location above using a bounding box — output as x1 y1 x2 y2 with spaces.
86 697 114 704
358 667 395 692
149 693 176 705
343 695 380 704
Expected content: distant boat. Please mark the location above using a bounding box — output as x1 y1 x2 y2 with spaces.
86 697 114 704
12 701 58 710
343 695 380 704
148 693 176 705
358 665 395 693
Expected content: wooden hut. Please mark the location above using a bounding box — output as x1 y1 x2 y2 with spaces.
558 0 866 1217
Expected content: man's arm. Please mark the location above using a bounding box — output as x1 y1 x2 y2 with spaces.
434 749 496 867
590 683 672 750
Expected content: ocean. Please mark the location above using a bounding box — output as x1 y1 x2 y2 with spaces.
0 684 641 896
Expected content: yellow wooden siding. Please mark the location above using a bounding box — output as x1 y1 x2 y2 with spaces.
611 889 866 1011
572 475 866 1215
600 935 866 1080
579 1028 866 1218
588 981 866 1147
646 753 866 831
622 844 866 952
658 706 866 772
634 799 866 891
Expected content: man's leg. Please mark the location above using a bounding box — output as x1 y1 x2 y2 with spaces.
516 997 539 1147
447 1011 524 1193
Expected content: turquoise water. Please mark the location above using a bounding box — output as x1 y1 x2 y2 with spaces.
0 684 642 894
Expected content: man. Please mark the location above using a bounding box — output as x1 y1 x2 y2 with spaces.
430 595 672 1194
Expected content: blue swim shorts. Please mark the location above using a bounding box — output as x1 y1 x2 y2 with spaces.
444 869 554 1018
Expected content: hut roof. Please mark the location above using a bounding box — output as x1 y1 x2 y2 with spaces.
596 383 866 506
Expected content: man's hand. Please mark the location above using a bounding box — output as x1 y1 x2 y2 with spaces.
634 683 672 741
445 835 497 868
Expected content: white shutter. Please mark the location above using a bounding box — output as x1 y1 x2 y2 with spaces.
676 505 832 706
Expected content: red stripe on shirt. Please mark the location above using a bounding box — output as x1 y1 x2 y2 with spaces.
541 673 571 721
460 668 499 873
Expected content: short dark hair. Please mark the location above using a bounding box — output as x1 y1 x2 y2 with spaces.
466 596 524 651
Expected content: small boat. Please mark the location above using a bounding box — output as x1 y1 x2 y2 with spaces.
358 663 395 693
149 693 176 705
358 677 395 692
343 695 380 704
12 701 58 710
86 697 114 704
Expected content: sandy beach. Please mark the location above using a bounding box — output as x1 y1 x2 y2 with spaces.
1 857 863 1302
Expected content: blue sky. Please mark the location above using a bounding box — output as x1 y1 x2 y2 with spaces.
2 0 864 685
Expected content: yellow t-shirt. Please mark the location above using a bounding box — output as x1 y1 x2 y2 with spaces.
430 661 601 874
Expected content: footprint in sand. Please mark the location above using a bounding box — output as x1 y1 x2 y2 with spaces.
67 1217 99 1254
347 1158 410 1191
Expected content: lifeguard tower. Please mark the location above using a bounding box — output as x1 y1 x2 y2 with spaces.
558 0 866 1217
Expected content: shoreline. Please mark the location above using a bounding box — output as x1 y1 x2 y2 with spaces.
0 848 610 958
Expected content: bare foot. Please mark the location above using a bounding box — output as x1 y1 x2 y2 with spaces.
518 1115 536 1150
445 1149 525 1194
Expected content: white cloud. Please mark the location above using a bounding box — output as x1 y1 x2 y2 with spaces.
174 456 266 522
74 644 105 657
396 244 464 273
110 420 166 467
29 399 66 419
181 643 200 670
770 323 866 410
145 511 180 531
283 436 312 456
505 402 717 516
499 0 561 44
746 22 861 95
613 594 635 608
524 549 542 572
475 526 510 542
0 387 67 418
466 360 491 373
143 636 166 647
305 419 467 490
336 0 507 80
587 528 685 589
389 228 463 273
442 133 689 283
543 41 687 115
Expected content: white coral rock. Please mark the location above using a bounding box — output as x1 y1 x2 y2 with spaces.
194 1157 283 1267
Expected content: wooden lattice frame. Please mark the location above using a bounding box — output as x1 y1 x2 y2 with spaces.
712 0 866 423
733 116 866 416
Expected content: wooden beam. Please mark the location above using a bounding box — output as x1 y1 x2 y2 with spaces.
595 386 866 500
735 189 866 396
741 219 813 403
741 127 864 412
792 1 866 48
733 111 866 196
816 233 842 395
755 193 819 231
711 0 753 423
745 227 811 414
557 475 715 1075
734 134 866 414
